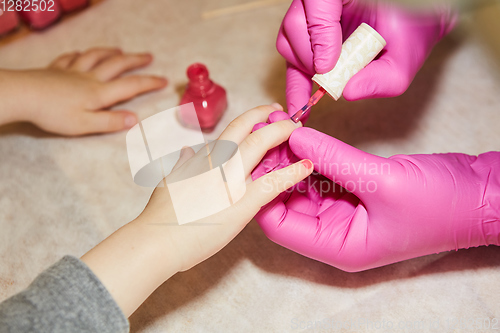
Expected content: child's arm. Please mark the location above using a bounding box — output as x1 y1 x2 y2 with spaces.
0 48 167 136
0 105 311 331
0 256 129 333
81 105 311 317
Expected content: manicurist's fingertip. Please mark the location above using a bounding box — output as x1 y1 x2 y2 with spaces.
313 60 331 75
268 110 289 123
252 122 267 132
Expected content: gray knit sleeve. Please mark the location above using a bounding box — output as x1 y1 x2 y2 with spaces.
0 256 129 333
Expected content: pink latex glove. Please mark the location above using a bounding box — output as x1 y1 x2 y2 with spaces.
252 123 500 272
277 0 457 114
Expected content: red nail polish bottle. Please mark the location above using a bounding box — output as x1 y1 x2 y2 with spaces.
0 10 20 36
18 0 62 30
179 63 228 133
58 0 89 13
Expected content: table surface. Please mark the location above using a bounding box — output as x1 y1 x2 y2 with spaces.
0 0 499 332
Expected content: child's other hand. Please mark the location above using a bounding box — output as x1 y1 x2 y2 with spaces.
14 48 167 136
136 105 313 273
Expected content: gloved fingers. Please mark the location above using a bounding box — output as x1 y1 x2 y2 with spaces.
256 201 317 241
249 110 290 129
314 198 370 271
268 110 291 123
277 25 310 75
286 190 321 216
251 111 297 181
276 12 314 116
280 142 300 169
255 189 368 270
286 63 313 117
342 50 411 101
239 119 301 176
256 205 337 264
289 127 401 198
251 122 268 133
303 0 343 73
279 0 316 74
295 173 347 204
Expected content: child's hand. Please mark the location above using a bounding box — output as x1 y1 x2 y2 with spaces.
82 105 313 316
5 48 167 136
138 105 312 272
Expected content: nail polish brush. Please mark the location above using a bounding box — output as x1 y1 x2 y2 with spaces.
290 87 327 123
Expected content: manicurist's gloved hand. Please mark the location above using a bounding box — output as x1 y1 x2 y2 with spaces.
277 0 456 114
252 123 500 272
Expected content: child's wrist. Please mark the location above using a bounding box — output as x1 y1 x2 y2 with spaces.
0 70 34 124
131 214 183 278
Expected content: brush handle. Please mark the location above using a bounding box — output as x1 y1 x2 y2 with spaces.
312 23 386 100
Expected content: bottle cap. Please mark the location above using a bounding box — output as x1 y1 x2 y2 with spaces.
187 63 209 80
187 63 214 93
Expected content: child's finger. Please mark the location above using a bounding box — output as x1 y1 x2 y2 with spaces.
76 110 138 135
69 48 122 72
270 103 284 111
237 160 313 215
48 51 80 69
90 53 154 82
217 105 278 145
172 146 196 171
237 119 301 176
100 75 168 107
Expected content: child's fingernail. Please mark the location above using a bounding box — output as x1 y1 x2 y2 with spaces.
292 119 302 128
124 115 137 128
301 159 313 170
271 103 283 110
